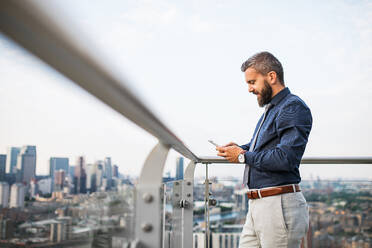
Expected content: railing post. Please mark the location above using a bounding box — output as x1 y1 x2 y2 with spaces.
134 142 170 248
204 163 211 248
172 180 183 246
183 161 196 248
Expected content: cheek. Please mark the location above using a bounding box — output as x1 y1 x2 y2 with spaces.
257 84 264 93
254 86 261 94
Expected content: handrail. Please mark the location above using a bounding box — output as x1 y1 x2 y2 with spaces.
198 156 372 164
0 0 199 163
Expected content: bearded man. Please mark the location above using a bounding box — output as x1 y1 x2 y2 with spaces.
216 52 312 248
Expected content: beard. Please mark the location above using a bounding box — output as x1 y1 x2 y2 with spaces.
257 80 272 107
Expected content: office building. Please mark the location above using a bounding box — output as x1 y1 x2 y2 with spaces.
6 147 20 174
176 157 184 180
73 156 87 194
86 164 97 193
57 217 72 241
16 146 36 186
234 188 249 214
38 177 52 195
69 165 75 179
113 165 119 178
9 183 25 208
96 161 104 190
0 219 14 239
54 170 65 192
0 182 9 208
29 179 38 198
0 155 6 181
104 157 112 189
50 222 65 243
49 157 69 188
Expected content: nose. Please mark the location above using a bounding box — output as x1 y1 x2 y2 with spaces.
248 85 254 93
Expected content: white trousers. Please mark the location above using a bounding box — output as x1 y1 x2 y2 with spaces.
239 192 309 248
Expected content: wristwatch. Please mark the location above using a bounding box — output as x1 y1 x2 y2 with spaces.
238 152 245 163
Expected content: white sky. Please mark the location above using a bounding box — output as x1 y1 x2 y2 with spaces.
1 0 372 180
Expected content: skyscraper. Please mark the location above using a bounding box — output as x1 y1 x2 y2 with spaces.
176 157 184 180
113 165 119 178
73 156 86 194
0 182 9 208
96 161 104 191
6 147 20 174
54 170 65 192
50 157 69 191
16 146 36 186
0 219 14 239
10 183 25 208
29 179 38 198
69 166 75 180
86 164 97 193
104 157 112 189
0 155 6 181
50 157 69 178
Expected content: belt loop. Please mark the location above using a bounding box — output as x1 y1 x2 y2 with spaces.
257 189 262 199
292 184 296 192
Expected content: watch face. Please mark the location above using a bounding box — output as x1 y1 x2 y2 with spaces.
238 154 244 163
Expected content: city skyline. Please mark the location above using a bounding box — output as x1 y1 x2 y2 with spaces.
0 1 371 246
1 0 372 180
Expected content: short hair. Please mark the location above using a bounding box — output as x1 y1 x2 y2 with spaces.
241 51 284 85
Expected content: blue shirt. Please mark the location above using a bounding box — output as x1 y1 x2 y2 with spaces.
240 87 312 189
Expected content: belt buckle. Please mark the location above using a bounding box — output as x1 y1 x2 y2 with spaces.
257 189 262 199
292 184 296 192
248 190 262 199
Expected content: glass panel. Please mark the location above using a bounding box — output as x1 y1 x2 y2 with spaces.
163 180 183 247
301 179 372 247
193 178 244 248
192 176 372 248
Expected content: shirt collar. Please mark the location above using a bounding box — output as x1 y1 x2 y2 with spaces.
270 87 290 106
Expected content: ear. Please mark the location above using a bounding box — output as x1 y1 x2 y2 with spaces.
267 71 277 85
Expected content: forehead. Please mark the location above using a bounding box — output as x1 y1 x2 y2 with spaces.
244 67 260 81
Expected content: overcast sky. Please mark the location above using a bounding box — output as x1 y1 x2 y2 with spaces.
1 0 372 180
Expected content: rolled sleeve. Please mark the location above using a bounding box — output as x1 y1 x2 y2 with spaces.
244 151 255 165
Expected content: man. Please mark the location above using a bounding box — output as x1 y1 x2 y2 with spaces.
216 52 312 248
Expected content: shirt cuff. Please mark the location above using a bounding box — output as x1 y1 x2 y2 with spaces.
244 151 255 165
239 145 249 151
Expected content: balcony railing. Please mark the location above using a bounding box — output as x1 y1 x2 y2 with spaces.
1 1 372 247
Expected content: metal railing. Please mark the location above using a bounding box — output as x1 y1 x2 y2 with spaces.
1 1 372 247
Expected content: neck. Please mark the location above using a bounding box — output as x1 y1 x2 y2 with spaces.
271 84 285 98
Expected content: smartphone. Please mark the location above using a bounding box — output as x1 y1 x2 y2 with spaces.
208 140 220 147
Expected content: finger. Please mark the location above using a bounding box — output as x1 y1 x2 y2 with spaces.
223 142 237 147
217 152 227 157
217 147 226 152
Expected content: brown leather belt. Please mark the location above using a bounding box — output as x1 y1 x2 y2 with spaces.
247 184 301 199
